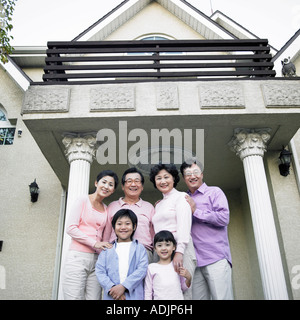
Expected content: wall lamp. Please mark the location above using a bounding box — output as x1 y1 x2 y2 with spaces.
29 179 39 202
279 147 292 177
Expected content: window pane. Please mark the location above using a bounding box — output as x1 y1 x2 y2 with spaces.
0 128 5 144
142 36 168 41
0 110 6 121
0 128 15 145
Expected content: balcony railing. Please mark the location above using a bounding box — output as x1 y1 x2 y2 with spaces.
41 39 275 84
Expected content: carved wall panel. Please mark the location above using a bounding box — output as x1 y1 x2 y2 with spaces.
262 84 300 107
22 88 70 113
90 86 135 111
156 85 179 110
199 83 245 108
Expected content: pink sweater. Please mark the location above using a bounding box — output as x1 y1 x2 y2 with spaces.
66 195 109 254
152 188 192 254
144 262 188 300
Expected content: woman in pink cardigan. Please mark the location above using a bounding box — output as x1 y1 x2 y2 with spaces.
149 163 196 300
62 170 118 300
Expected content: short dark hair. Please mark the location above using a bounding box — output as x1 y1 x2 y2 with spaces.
121 167 145 185
149 163 180 189
154 230 177 259
180 157 204 176
112 209 138 240
96 170 119 189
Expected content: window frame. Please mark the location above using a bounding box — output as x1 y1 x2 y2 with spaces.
0 107 16 145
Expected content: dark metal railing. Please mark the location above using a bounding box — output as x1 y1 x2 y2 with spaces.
42 39 275 84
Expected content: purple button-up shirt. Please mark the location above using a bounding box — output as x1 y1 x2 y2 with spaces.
188 183 232 267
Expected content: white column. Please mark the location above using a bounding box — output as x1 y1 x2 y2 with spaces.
57 133 97 299
229 128 289 300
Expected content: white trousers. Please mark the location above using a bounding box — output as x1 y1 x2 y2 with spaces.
182 238 197 300
62 250 102 300
192 259 234 300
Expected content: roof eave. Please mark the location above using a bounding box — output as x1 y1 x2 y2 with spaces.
0 56 32 91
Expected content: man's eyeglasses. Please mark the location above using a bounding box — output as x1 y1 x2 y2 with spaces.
125 179 142 185
184 170 201 177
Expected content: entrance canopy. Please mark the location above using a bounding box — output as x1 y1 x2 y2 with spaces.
22 77 300 198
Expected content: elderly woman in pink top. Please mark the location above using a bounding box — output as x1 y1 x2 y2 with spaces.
149 163 196 300
62 170 118 300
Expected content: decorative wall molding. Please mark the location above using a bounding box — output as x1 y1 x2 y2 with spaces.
229 128 271 160
90 86 135 111
262 84 300 107
22 88 70 113
156 85 179 110
199 83 245 108
62 133 97 163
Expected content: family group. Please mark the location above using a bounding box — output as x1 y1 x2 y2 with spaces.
62 158 233 300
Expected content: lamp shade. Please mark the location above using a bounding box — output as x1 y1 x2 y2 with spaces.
279 149 292 165
29 179 39 202
279 148 292 177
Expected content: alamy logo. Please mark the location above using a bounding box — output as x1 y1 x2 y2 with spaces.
96 121 204 173
291 265 300 290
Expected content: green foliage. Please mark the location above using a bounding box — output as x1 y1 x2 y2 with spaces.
0 0 17 64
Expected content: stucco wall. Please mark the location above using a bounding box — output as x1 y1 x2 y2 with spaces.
294 55 300 77
0 67 62 299
226 188 263 299
105 2 205 41
265 150 300 300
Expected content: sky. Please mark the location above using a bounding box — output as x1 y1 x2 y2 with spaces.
10 0 300 51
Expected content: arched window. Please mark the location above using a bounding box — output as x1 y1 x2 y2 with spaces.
0 108 16 145
0 110 6 121
129 35 182 55
140 35 170 41
135 33 176 41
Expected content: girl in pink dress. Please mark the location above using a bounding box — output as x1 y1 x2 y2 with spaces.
144 230 191 300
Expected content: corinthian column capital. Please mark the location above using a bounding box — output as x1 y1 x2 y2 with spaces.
62 133 97 164
229 128 271 160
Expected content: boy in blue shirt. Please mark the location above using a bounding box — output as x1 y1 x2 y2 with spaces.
96 208 148 300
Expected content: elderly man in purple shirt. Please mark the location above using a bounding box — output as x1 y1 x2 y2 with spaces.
180 158 233 300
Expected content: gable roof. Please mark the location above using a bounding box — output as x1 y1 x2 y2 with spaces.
272 28 300 62
0 56 31 91
210 10 277 54
211 10 259 41
73 0 235 41
272 28 300 76
6 0 291 88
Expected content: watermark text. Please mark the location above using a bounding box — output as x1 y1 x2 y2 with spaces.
291 265 300 290
96 121 204 173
